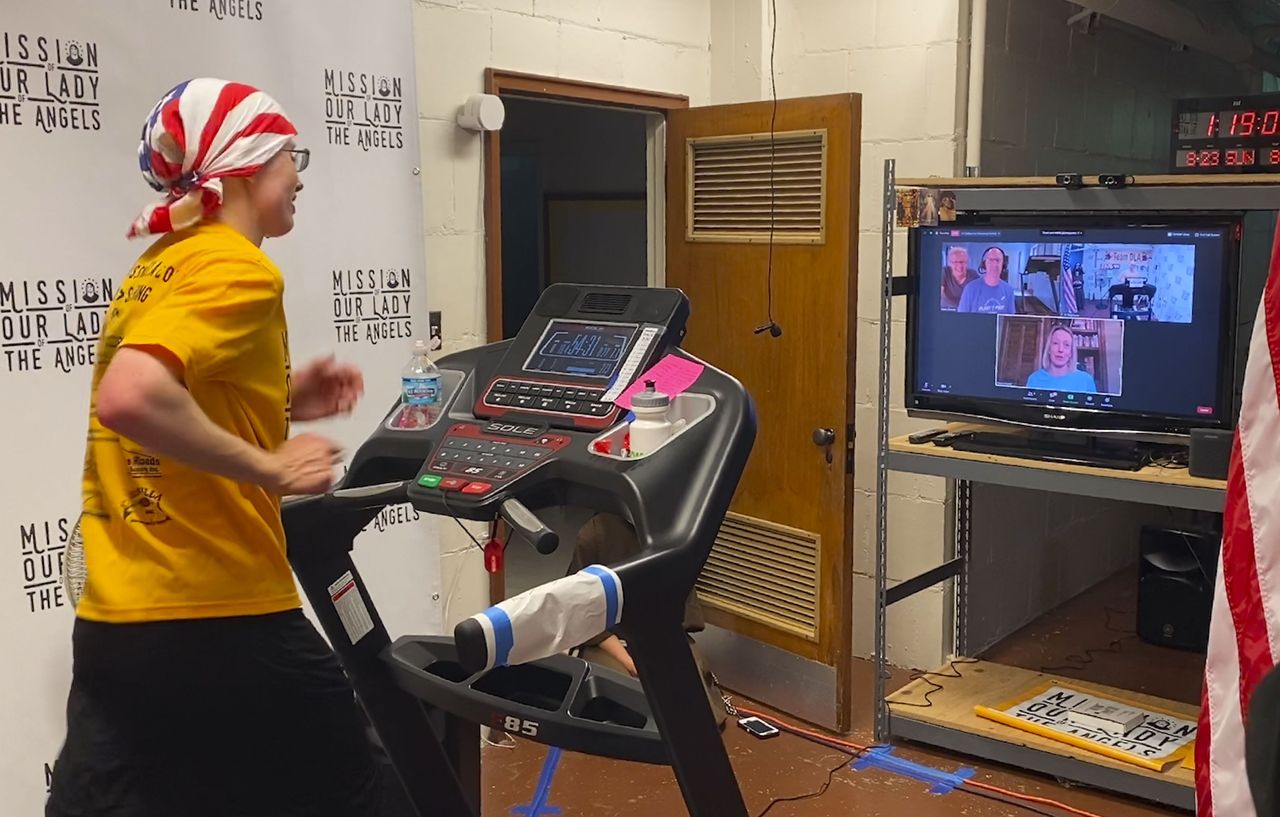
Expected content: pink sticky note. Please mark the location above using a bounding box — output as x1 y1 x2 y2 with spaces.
614 355 706 410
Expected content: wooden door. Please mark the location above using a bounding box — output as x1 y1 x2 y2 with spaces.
666 95 859 720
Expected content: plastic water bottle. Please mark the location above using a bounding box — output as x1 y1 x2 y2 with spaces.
627 381 674 457
397 339 441 429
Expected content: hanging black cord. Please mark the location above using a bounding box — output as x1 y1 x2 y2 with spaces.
754 0 782 339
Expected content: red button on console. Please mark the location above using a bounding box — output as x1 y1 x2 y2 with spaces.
461 482 493 495
439 478 469 492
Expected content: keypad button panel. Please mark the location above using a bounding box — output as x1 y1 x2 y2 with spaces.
419 423 573 498
481 379 614 420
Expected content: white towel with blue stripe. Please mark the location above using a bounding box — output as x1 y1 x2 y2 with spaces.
467 564 624 672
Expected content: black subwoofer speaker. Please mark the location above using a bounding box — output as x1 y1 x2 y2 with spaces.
1138 526 1219 653
1190 428 1232 480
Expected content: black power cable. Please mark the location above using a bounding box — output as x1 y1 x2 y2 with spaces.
754 0 782 339
440 490 487 555
1038 607 1135 674
756 752 852 816
889 658 979 709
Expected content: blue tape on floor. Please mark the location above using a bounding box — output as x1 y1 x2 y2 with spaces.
511 746 563 817
851 746 975 795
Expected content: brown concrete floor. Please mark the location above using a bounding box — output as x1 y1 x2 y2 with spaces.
480 662 1182 817
480 565 1202 816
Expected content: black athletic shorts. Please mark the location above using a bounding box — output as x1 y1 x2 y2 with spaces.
45 609 386 817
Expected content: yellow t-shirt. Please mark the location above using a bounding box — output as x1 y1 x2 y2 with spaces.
76 221 301 623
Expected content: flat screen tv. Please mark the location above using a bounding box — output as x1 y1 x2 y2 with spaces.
906 213 1241 438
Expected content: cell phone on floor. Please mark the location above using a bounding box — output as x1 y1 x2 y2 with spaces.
737 716 780 739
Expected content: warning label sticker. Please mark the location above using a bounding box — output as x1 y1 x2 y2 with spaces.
328 570 374 644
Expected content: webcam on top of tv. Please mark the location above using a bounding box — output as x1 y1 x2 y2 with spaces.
1055 172 1134 190
1098 173 1134 189
1055 172 1084 189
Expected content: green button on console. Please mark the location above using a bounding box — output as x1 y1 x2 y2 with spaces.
417 474 443 488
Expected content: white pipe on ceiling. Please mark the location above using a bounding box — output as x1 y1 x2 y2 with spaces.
965 0 988 175
1066 0 1253 64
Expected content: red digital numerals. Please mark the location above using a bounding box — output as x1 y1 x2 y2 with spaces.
1185 148 1258 167
1228 110 1280 137
1185 150 1221 167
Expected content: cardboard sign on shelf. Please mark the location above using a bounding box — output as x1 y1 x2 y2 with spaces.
974 681 1197 772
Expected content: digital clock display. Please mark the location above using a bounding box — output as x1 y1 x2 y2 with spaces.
1171 93 1280 173
1177 110 1280 140
523 320 638 379
1175 148 1280 168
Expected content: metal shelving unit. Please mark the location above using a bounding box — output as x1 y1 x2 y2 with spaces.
869 163 1271 811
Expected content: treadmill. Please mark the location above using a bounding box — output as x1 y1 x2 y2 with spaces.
282 284 757 817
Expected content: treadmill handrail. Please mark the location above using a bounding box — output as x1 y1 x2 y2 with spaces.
325 480 411 509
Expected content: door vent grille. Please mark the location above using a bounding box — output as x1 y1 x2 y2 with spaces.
579 293 631 315
686 129 827 244
696 512 820 641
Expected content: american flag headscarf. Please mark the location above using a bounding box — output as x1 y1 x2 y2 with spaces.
128 78 298 239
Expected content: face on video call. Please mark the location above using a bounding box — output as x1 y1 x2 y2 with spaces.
995 316 1119 396
948 247 969 284
981 248 1005 283
1047 326 1074 373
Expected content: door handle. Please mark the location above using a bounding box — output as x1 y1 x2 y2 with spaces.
812 427 835 464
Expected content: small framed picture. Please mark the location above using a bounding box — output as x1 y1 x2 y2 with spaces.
939 190 957 222
895 189 919 227
917 189 940 227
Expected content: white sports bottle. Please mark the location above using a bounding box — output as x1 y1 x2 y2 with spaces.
628 380 675 457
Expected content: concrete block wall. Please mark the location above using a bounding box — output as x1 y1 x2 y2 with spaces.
964 486 1181 653
721 0 967 670
980 0 1259 176
411 0 713 630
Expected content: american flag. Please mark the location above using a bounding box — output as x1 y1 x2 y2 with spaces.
1196 217 1280 816
1059 247 1078 315
128 78 297 239
1059 270 1078 315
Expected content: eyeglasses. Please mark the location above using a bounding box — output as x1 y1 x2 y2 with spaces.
283 148 310 173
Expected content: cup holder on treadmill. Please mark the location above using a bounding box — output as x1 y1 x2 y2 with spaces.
471 664 573 712
568 673 650 729
577 696 648 729
382 635 669 765
424 660 472 684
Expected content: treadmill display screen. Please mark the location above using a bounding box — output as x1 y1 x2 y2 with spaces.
523 320 638 379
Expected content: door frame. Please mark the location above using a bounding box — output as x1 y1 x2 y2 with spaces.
483 70 688 603
482 69 689 344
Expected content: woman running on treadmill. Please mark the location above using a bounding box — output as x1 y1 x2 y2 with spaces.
45 79 388 817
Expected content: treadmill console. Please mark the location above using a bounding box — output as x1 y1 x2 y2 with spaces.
472 287 688 432
417 421 573 496
359 285 695 511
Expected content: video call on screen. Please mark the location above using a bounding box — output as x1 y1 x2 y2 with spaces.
913 224 1229 420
